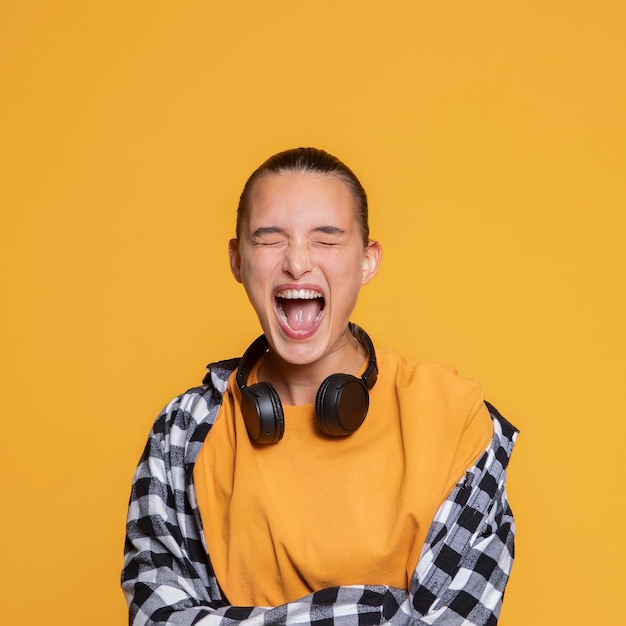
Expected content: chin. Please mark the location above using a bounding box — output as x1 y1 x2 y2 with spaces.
265 328 325 362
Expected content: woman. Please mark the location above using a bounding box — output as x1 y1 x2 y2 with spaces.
122 147 518 625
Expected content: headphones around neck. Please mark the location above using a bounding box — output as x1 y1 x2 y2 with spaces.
236 322 378 444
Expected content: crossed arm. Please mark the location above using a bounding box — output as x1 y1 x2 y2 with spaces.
122 399 517 626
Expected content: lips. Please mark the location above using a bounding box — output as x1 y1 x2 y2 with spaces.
275 287 325 335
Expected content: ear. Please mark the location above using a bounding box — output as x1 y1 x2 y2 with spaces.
361 240 382 286
228 238 242 283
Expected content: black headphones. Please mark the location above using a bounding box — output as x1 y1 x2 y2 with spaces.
236 322 378 444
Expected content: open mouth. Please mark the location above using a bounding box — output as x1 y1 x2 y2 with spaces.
275 288 325 333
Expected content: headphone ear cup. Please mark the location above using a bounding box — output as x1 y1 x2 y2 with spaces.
241 381 285 444
315 373 370 436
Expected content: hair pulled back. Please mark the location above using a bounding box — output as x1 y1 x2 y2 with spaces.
236 147 369 244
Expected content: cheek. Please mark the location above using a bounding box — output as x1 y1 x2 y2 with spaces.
240 257 274 298
338 255 367 282
327 258 367 302
240 254 264 278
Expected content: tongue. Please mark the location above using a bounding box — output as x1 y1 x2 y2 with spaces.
280 298 322 331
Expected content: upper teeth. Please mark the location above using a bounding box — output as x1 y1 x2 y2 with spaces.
276 289 322 299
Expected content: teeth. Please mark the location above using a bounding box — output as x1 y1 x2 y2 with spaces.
276 289 323 300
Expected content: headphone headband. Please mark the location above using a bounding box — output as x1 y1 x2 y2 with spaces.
236 323 378 443
236 322 377 395
349 322 378 391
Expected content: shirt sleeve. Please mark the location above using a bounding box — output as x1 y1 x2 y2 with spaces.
443 392 494 501
400 403 519 625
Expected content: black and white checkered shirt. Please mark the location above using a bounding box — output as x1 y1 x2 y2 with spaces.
122 359 518 625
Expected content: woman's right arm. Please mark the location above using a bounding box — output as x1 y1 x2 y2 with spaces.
121 395 399 626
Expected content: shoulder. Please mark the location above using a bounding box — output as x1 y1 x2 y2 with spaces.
146 358 240 460
378 348 483 401
376 348 492 444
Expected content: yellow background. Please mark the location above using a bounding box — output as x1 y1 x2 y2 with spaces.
1 2 624 624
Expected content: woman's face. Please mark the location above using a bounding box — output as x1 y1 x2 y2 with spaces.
229 171 381 367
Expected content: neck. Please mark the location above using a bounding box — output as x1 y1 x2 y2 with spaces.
258 332 367 406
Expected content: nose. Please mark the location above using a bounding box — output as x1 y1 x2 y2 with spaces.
282 243 312 279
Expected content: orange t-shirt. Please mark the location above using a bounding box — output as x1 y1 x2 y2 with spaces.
193 348 492 607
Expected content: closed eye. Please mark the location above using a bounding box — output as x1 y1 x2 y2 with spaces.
251 227 288 247
312 226 345 247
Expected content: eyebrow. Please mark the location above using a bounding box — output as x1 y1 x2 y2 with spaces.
251 225 346 238
313 226 346 236
251 226 287 239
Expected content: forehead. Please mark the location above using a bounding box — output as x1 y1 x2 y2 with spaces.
244 171 358 228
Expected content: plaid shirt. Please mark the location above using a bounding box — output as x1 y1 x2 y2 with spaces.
122 359 518 625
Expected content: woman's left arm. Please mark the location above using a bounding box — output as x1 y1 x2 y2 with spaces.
382 404 518 625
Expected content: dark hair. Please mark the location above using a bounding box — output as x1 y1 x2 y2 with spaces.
236 147 369 244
